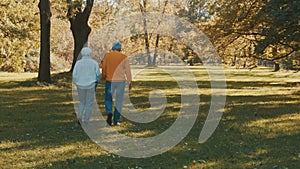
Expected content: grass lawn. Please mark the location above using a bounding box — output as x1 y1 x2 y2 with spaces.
0 66 299 169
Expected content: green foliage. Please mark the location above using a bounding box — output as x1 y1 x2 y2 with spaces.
206 0 264 55
178 0 210 23
1 0 298 72
0 0 39 72
1 68 300 168
255 0 300 57
66 0 84 19
199 0 299 67
0 0 75 72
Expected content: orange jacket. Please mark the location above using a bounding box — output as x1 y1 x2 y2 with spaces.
102 51 132 82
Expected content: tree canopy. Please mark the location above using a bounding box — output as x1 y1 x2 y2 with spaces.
255 0 299 60
0 0 299 72
0 0 39 72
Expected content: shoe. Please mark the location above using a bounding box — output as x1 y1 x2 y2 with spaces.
114 122 121 126
106 114 112 126
77 119 82 126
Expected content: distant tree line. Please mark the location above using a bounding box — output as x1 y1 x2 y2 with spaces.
0 0 298 82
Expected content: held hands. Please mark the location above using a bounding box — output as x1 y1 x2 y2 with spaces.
128 81 132 90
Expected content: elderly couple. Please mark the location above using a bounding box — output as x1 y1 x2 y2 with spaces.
72 42 132 126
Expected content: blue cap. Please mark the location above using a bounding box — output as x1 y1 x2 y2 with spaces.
112 41 122 50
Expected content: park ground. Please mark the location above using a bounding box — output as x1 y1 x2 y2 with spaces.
0 66 299 169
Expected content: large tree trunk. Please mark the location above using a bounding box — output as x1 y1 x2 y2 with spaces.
69 0 94 72
38 0 51 83
69 15 91 71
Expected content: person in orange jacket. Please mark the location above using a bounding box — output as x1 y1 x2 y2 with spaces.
102 41 132 126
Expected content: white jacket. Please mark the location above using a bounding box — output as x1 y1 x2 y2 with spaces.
73 49 100 89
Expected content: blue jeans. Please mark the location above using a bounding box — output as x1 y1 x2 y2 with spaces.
105 81 126 124
77 87 95 124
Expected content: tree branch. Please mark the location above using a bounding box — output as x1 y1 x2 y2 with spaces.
271 50 295 61
83 0 94 23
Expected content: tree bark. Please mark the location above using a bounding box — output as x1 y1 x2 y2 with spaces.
140 0 151 66
152 34 160 66
38 0 51 83
152 0 168 66
69 0 94 72
274 63 280 72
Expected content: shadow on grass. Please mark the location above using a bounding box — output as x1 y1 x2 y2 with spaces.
0 71 299 168
0 72 85 145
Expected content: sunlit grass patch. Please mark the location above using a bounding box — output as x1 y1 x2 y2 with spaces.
0 67 300 168
246 113 300 138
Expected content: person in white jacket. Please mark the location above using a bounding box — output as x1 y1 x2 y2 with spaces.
73 47 100 125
